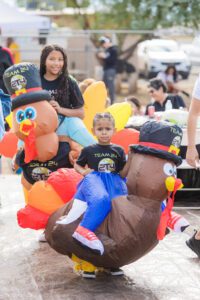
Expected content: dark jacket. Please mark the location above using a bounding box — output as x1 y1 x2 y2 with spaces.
103 46 118 70
0 47 14 93
145 94 186 115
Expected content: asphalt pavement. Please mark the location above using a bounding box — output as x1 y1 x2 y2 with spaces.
0 175 200 300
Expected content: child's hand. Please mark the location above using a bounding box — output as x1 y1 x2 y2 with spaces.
49 100 61 113
82 168 94 176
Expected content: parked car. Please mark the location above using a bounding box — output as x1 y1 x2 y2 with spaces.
137 39 191 79
180 36 200 66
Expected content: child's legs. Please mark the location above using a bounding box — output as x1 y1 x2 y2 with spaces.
56 116 96 147
79 173 112 231
56 114 68 135
102 173 127 200
56 198 87 225
67 117 96 146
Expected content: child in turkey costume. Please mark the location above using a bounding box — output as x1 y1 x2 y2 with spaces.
45 120 185 278
56 112 131 259
3 63 73 190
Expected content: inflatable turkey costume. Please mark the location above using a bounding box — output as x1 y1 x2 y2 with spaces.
3 63 59 165
3 63 78 227
2 63 136 231
45 121 183 269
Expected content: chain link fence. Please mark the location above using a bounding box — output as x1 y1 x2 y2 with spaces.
1 29 195 95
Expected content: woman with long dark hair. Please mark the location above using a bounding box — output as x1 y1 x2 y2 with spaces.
157 65 179 93
40 44 95 146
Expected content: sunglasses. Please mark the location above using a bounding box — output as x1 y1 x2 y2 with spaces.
149 89 156 94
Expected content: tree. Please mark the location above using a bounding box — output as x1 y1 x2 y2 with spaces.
19 0 200 76
22 0 200 31
47 0 200 30
93 0 200 30
50 1 200 55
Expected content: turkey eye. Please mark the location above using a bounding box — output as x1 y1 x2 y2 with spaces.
25 107 37 120
163 163 174 176
16 110 25 123
173 166 177 177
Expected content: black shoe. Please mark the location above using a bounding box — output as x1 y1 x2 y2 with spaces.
82 271 96 279
186 232 200 258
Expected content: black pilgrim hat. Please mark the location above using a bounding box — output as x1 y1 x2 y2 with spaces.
3 62 51 111
131 121 183 166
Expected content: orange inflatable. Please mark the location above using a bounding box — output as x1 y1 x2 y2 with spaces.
17 168 83 229
0 131 18 158
3 63 59 164
17 205 49 230
47 168 83 201
28 181 64 215
111 128 139 154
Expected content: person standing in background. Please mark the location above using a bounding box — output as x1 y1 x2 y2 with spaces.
6 38 21 64
97 36 118 104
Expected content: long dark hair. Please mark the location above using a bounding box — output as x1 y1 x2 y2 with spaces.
165 65 178 82
40 44 69 106
148 78 167 93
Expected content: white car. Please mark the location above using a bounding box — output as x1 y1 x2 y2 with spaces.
137 39 191 79
180 36 200 66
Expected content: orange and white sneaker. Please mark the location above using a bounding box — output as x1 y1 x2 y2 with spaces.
72 225 104 255
167 212 189 233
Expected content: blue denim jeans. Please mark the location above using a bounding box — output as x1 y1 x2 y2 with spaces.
57 115 96 147
74 171 127 231
103 68 116 104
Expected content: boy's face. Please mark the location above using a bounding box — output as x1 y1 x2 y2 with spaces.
92 118 116 145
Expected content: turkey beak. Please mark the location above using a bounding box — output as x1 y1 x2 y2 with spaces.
165 176 184 192
19 119 36 136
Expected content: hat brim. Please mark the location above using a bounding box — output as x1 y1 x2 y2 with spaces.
11 90 51 111
131 145 182 166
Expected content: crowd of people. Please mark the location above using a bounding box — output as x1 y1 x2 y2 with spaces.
0 37 199 279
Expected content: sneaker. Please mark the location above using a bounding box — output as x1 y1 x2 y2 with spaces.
38 232 47 242
82 271 96 279
109 268 124 276
72 225 104 255
167 212 189 233
186 232 200 258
